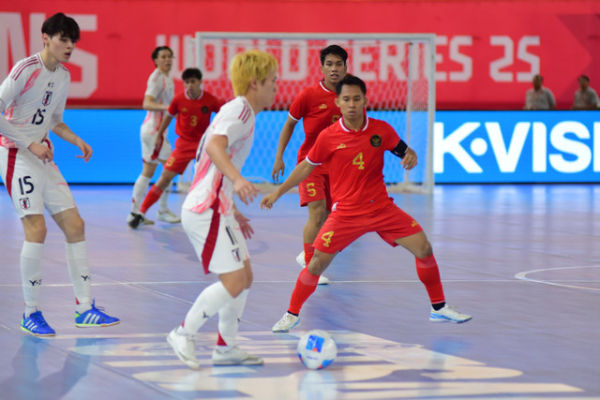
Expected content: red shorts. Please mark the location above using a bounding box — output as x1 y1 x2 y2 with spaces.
298 163 331 208
313 201 423 253
164 139 197 174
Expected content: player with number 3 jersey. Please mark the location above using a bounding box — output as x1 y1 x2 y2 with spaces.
262 75 472 333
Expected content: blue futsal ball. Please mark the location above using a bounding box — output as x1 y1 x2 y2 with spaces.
297 330 337 369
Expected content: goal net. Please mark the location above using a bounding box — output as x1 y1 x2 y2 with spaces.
193 32 436 193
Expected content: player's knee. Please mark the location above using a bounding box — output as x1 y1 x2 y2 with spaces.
415 240 433 259
63 216 85 240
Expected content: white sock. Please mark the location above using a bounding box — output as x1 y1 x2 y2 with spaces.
179 281 233 335
158 190 169 212
217 289 249 347
131 175 151 214
66 241 92 313
20 241 44 317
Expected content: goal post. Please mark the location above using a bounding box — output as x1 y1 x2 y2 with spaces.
193 32 436 193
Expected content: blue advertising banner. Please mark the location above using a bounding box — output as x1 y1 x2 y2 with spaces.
22 109 600 184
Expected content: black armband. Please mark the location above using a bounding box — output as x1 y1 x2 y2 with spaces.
391 140 408 158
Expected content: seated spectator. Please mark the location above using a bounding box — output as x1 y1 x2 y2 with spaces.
572 75 599 110
524 74 555 110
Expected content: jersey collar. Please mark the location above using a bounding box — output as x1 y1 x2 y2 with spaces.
185 89 204 100
339 113 369 132
318 80 334 93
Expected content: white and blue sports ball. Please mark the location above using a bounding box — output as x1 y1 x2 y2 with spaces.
297 330 337 370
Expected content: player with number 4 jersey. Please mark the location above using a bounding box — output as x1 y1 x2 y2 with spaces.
262 75 471 333
0 13 119 337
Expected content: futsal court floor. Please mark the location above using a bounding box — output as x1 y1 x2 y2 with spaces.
0 184 598 400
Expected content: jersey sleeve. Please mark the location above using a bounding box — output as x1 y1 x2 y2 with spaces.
306 128 332 165
145 72 162 99
288 89 308 121
167 95 179 116
211 102 250 145
0 63 33 148
381 121 402 151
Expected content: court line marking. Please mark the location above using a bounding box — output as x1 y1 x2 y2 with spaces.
514 265 600 292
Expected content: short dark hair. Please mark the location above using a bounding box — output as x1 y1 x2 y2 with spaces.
335 74 367 96
320 45 348 65
182 68 202 81
579 75 590 82
151 46 173 61
41 13 80 43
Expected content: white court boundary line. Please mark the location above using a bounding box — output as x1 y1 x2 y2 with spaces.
515 265 600 292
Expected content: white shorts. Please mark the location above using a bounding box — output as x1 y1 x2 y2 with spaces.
181 208 249 275
140 121 171 164
0 147 75 218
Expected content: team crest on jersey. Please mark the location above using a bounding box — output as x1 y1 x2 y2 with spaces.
370 134 382 147
19 197 31 210
42 91 53 106
202 106 209 114
332 114 340 123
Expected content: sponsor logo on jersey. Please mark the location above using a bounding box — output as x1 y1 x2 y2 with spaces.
336 143 346 149
182 107 188 113
42 91 52 106
319 103 327 110
370 135 382 147
202 106 209 113
411 220 419 228
19 197 30 210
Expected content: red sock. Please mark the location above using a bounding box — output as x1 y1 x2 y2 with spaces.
288 268 319 315
140 185 163 214
303 243 314 266
416 254 445 304
216 332 227 347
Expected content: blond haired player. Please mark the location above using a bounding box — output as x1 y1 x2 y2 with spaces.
167 49 278 368
0 12 119 337
127 45 180 226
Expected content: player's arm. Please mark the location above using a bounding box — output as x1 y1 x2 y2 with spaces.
142 94 168 111
52 122 92 162
232 202 254 239
261 160 315 209
205 134 258 205
271 116 298 182
390 139 417 170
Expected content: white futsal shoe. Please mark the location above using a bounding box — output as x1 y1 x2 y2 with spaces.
167 328 199 369
429 305 472 323
212 346 263 366
296 251 330 285
158 209 181 223
272 312 300 333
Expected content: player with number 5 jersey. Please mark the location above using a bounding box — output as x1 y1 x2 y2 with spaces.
0 13 119 338
262 75 471 333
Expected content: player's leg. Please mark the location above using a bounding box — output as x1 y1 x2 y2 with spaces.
50 182 120 328
139 168 177 217
0 148 55 336
389 215 471 323
128 161 158 227
168 209 261 368
298 168 331 284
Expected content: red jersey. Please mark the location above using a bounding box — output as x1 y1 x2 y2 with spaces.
168 90 223 143
289 81 341 163
306 116 401 216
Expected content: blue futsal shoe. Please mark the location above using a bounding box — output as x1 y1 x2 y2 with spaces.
21 311 56 337
75 300 120 328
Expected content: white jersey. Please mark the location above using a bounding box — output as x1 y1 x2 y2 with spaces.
141 68 174 134
0 53 69 149
182 96 255 215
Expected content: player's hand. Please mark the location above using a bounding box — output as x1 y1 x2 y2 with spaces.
28 142 53 163
233 177 258 205
75 137 93 162
271 159 285 182
401 148 418 170
260 192 279 210
153 134 164 156
233 209 254 239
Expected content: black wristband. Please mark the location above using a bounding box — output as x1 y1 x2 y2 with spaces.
391 140 408 158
